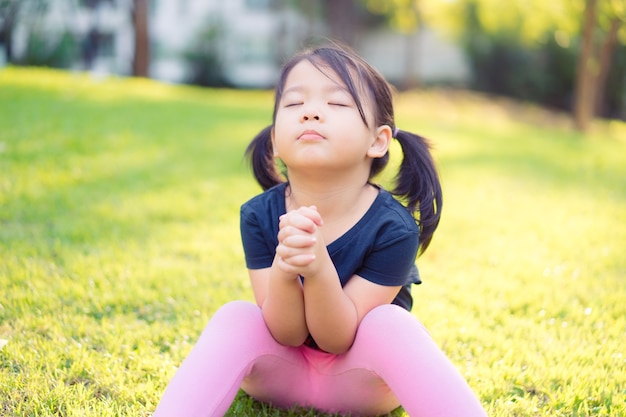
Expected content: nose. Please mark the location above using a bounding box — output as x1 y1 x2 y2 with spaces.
300 104 322 122
302 114 320 121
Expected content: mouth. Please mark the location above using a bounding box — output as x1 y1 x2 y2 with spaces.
298 130 325 141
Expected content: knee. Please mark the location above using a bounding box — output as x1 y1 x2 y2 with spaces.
200 300 267 341
360 303 414 327
212 300 262 323
357 304 430 341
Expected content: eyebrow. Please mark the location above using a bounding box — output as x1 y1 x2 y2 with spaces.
282 84 350 96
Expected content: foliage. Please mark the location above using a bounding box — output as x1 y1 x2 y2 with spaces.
0 0 67 65
363 0 626 119
403 0 625 45
459 0 625 118
364 0 421 33
461 2 579 111
182 17 228 87
605 44 626 118
19 29 77 68
1 68 625 416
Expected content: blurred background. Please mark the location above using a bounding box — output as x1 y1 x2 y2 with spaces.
1 0 624 131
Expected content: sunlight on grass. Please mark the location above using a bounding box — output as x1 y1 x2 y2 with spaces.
1 67 624 416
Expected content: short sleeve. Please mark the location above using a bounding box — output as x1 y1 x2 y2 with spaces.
357 231 420 286
240 206 276 269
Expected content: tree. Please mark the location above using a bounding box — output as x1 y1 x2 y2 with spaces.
574 0 600 131
364 0 425 89
0 0 20 62
573 0 624 130
131 0 149 77
322 0 359 46
594 16 620 116
0 0 53 64
423 0 625 129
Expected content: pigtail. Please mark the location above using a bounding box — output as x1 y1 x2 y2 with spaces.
393 129 442 255
245 126 283 191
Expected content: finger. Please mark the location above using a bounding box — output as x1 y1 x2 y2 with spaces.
280 212 318 233
275 242 314 261
275 256 302 275
281 234 317 248
277 225 312 244
298 206 323 226
279 253 316 268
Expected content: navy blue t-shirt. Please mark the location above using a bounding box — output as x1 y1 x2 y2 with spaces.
240 182 421 310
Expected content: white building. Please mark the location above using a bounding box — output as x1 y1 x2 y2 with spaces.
149 0 311 87
4 0 468 88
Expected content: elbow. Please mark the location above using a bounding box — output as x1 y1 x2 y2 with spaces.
271 329 309 347
316 337 353 355
262 311 308 347
320 345 349 355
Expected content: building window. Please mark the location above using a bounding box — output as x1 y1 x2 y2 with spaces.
82 30 114 66
245 0 276 10
239 38 270 63
79 0 115 9
97 33 115 58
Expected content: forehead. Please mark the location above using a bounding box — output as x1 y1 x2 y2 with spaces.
282 60 348 94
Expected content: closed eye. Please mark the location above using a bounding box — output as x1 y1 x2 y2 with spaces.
284 102 303 108
329 102 350 107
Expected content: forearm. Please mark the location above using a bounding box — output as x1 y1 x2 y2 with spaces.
262 256 309 346
303 255 358 354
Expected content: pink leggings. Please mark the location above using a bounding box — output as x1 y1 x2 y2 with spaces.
153 301 487 417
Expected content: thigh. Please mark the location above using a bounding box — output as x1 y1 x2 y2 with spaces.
240 350 313 410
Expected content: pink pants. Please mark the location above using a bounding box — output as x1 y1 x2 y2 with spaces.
153 301 487 417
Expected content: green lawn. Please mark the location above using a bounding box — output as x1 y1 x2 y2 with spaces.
1 67 624 417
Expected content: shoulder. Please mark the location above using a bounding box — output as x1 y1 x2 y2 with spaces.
241 182 287 219
335 187 419 253
373 188 420 238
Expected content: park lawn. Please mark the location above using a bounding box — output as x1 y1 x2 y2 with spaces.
0 67 625 417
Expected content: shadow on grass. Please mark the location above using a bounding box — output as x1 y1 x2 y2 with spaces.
228 391 406 417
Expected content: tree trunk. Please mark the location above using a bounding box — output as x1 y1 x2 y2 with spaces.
0 26 13 62
594 17 620 117
0 1 20 63
573 0 598 132
132 0 149 77
402 0 422 90
323 0 357 46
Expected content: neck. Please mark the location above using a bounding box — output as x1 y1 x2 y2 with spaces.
285 170 372 220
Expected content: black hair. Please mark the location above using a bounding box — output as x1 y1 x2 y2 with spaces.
245 44 442 255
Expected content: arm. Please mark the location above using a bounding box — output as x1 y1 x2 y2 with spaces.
276 207 401 354
302 251 400 354
248 259 309 347
241 202 309 346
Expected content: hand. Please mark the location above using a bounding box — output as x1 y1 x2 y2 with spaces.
275 206 325 276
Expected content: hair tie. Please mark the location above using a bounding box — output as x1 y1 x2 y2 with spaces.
393 127 400 138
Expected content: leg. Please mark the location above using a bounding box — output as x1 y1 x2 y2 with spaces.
341 304 488 417
241 305 487 417
153 301 306 417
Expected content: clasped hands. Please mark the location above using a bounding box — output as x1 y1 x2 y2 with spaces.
275 206 325 278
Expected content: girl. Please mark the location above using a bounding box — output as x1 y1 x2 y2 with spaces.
153 45 487 417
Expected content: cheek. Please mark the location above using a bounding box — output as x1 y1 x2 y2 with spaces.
273 113 288 135
271 123 289 156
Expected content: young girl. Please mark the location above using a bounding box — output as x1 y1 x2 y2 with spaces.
153 45 487 417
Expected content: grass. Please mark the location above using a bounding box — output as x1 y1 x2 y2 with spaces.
0 67 625 417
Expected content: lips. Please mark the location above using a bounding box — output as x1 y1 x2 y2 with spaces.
298 129 325 141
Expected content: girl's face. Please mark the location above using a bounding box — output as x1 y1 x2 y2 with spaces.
272 60 390 175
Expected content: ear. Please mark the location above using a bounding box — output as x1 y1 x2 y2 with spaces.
367 125 392 158
271 127 279 157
